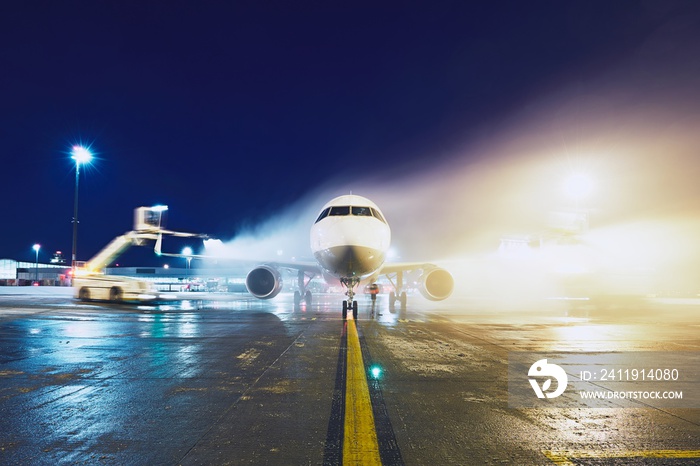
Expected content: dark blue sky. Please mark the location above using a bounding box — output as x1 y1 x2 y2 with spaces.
2 1 699 265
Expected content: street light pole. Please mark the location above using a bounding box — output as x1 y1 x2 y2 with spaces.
182 247 193 287
72 161 80 270
70 146 93 274
33 244 40 284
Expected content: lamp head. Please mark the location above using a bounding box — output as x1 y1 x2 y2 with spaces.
71 146 93 165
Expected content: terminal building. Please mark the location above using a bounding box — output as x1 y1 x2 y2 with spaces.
0 259 71 286
102 263 254 292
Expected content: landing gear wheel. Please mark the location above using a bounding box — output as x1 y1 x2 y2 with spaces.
342 300 348 320
389 291 396 311
352 300 358 320
400 291 407 310
304 290 312 306
294 291 301 307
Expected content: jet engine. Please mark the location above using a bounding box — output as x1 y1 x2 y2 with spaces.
246 265 283 299
419 267 454 301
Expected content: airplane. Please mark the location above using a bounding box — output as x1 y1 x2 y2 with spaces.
241 194 454 319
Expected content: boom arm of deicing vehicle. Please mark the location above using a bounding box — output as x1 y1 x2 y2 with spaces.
153 231 214 259
83 231 159 273
81 206 210 273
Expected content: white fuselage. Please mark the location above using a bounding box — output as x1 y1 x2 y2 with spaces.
310 195 391 279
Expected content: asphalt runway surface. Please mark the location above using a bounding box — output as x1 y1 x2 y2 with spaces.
1 287 699 465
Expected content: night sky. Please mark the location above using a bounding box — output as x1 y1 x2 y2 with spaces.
2 1 700 267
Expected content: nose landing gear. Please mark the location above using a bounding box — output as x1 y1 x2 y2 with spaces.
340 277 360 320
342 299 358 320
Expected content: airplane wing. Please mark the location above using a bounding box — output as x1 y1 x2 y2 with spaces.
378 262 441 275
245 260 453 303
263 261 322 274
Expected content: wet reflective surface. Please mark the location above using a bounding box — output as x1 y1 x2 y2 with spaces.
1 288 699 464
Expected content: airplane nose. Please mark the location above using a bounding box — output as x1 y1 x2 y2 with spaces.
314 245 385 277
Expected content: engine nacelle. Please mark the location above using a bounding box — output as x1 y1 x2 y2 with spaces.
246 265 283 299
419 267 454 301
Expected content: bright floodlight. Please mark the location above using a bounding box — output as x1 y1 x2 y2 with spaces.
203 239 224 250
151 205 168 212
182 247 193 256
71 146 93 165
563 173 594 200
32 244 41 252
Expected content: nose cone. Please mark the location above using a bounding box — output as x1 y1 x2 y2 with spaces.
314 245 386 277
310 215 390 278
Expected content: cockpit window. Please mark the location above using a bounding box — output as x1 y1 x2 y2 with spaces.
329 206 351 216
371 208 386 224
351 206 372 217
315 207 331 224
315 205 387 224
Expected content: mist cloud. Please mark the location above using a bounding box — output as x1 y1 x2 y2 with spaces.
205 16 700 298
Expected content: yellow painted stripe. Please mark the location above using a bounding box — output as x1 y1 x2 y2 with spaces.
344 320 382 465
544 449 700 465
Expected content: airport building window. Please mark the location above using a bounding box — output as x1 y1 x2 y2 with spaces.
0 259 16 279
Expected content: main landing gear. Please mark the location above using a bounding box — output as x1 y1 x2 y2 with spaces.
294 270 315 310
389 291 407 311
386 270 408 311
340 277 360 320
294 290 312 308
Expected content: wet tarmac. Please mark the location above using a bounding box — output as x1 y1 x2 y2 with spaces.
0 288 699 465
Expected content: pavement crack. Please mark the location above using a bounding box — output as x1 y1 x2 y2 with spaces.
178 326 311 463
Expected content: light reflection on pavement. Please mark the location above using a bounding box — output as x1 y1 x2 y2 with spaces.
0 289 698 464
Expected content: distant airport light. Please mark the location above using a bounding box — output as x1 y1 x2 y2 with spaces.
70 144 94 273
563 173 594 201
32 244 40 283
387 248 399 261
182 247 193 274
203 239 224 253
71 145 93 165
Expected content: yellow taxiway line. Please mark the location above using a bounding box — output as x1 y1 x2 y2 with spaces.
544 449 700 465
343 319 382 465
